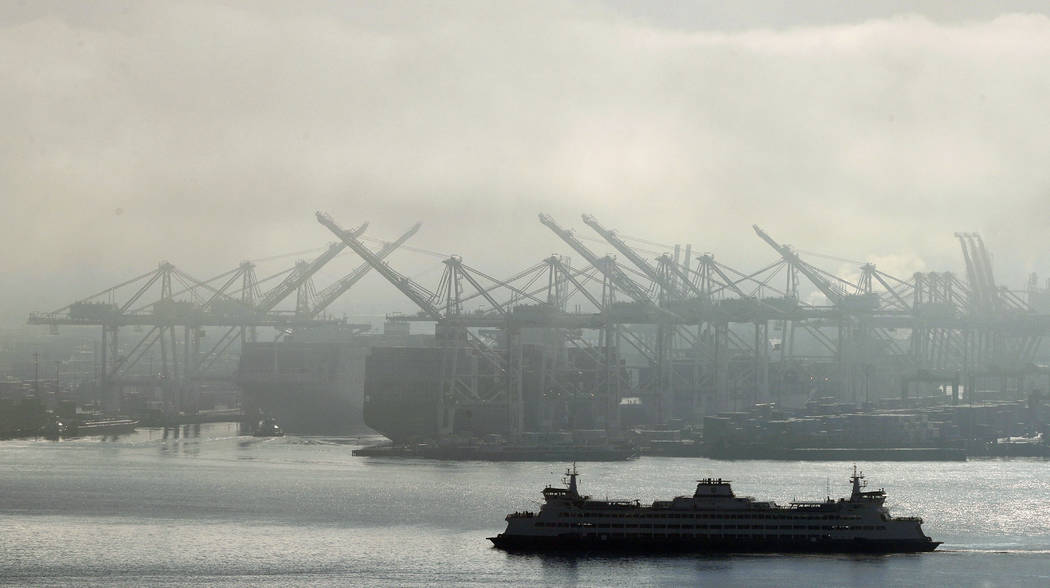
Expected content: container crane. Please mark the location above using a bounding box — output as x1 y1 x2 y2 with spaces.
317 212 443 321
254 224 365 312
753 225 846 306
317 211 527 435
539 213 658 309
303 222 421 319
196 225 366 375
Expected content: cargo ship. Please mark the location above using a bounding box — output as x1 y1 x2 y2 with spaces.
236 323 431 435
363 341 628 443
489 465 940 553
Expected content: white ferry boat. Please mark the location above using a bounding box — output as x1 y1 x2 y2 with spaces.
489 466 940 553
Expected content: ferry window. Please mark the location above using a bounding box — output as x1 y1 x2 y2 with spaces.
710 525 722 529
654 524 666 529
752 525 763 530
808 526 819 530
765 525 776 530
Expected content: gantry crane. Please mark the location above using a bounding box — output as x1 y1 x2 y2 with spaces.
539 213 663 310
195 224 367 376
317 211 530 435
581 214 704 302
27 258 342 413
302 223 421 319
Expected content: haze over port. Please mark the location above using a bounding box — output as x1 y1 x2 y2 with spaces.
6 2 1050 586
4 1 1050 326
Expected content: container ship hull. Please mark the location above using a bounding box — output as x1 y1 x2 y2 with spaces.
237 328 432 435
364 343 628 443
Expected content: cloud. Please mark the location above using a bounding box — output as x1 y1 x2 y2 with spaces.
2 3 1049 323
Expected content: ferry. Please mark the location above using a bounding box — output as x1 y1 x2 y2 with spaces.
489 466 940 553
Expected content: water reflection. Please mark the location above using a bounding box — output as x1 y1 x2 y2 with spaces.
537 552 580 585
158 423 205 456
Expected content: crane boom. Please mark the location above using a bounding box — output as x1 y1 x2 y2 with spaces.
581 213 707 302
305 223 421 318
752 224 843 305
317 212 442 320
255 226 360 312
581 214 664 286
538 213 653 305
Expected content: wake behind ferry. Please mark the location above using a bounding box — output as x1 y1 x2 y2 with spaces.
489 466 940 553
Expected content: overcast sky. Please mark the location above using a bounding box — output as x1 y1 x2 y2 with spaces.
3 1 1050 325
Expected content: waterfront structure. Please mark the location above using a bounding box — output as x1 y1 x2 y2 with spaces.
23 211 1050 441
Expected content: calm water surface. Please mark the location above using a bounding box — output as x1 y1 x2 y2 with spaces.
1 423 1049 586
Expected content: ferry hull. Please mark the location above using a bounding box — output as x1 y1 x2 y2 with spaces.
489 533 941 554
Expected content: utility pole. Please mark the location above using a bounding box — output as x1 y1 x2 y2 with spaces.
33 352 39 396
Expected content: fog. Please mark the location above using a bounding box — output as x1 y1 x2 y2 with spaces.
3 1 1050 324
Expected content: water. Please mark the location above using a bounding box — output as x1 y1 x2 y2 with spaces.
1 423 1049 586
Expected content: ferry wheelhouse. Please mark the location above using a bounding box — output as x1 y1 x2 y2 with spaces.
489 466 940 553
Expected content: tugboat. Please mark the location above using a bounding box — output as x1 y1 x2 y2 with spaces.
39 416 70 439
489 465 940 553
252 417 284 437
